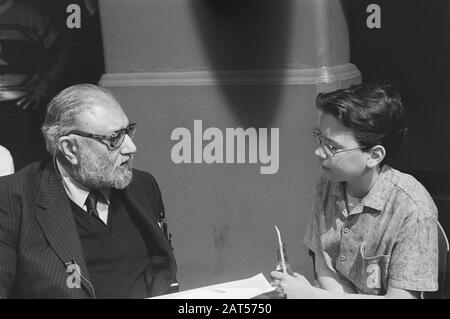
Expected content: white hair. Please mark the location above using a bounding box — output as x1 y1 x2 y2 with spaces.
41 84 118 155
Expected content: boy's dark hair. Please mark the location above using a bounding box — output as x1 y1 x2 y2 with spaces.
316 83 407 164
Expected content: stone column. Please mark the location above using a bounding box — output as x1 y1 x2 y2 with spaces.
98 0 360 289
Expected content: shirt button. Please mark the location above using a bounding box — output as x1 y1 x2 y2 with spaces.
343 228 350 234
340 255 346 262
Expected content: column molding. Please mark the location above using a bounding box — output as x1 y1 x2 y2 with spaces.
100 63 361 87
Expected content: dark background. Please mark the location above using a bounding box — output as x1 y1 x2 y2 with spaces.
344 0 450 233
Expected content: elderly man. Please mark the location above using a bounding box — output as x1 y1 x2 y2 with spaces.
0 84 177 298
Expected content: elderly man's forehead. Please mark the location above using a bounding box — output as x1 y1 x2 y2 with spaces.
75 95 126 129
81 94 121 113
85 92 119 107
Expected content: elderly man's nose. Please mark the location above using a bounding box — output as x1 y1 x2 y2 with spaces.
121 134 137 154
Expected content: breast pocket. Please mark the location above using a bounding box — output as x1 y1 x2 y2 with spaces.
350 245 391 295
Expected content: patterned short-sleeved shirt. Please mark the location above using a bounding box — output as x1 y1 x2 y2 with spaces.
303 165 438 295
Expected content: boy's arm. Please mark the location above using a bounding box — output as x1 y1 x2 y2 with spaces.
310 282 419 299
314 253 419 298
315 254 356 293
271 270 420 299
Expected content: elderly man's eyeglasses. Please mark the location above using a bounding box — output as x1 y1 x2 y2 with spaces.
63 123 137 150
313 128 365 156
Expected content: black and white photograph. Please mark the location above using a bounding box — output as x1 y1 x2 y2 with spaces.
0 0 449 306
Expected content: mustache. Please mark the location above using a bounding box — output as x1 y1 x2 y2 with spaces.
119 155 134 166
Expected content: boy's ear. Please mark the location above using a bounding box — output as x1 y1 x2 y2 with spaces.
367 145 386 168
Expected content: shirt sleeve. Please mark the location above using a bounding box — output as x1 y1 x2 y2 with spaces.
303 175 327 259
0 147 14 177
388 202 439 292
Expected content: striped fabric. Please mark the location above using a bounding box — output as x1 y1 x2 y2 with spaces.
0 159 177 299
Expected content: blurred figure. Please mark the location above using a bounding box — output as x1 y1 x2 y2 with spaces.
38 0 105 86
64 0 105 85
0 0 71 170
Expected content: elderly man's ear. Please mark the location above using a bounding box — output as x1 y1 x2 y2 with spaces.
58 137 79 165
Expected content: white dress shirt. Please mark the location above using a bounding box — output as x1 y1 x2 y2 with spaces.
56 159 110 225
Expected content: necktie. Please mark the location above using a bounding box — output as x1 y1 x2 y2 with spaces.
85 190 102 218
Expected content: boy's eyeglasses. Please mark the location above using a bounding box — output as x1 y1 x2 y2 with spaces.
63 123 137 150
313 128 365 156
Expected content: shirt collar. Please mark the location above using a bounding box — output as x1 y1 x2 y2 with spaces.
331 165 395 215
360 164 395 212
56 159 110 209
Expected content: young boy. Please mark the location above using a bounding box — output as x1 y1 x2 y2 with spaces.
272 84 438 298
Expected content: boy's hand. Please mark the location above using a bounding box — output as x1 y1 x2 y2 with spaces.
270 271 315 299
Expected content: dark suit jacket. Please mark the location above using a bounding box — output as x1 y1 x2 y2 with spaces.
0 159 177 298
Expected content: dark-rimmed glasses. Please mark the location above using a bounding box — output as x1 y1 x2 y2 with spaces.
63 123 137 150
313 128 365 157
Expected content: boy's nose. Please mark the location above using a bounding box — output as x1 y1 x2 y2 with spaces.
314 146 327 159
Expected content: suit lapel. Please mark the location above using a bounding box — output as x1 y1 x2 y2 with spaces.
120 182 178 296
33 163 173 298
34 161 93 297
121 187 172 255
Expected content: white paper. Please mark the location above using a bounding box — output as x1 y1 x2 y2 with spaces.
149 273 275 299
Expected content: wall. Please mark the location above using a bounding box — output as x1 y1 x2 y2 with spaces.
98 0 361 289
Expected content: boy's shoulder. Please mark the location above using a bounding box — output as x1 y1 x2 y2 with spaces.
389 166 432 199
315 165 437 219
386 166 437 219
